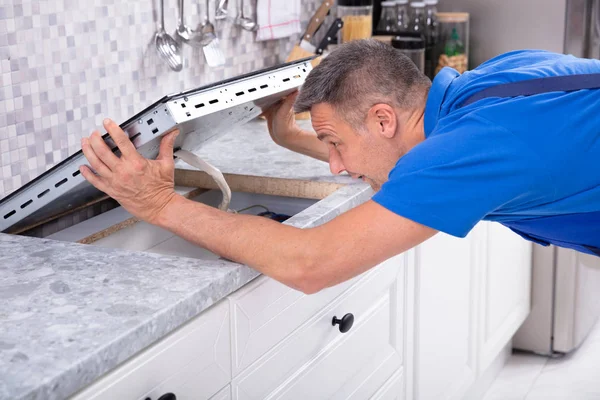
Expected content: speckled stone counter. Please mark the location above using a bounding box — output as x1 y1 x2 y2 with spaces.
0 120 373 400
176 119 347 182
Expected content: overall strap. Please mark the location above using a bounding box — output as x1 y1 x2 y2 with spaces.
458 71 600 256
461 73 600 107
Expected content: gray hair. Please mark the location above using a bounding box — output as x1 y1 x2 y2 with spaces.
294 39 431 127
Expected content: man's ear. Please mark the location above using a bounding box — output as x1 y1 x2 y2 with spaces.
368 104 397 139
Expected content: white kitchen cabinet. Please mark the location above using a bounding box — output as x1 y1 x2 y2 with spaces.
210 385 232 400
412 222 532 400
70 299 231 400
412 228 479 400
231 255 407 400
371 369 406 400
65 213 532 400
228 267 362 376
477 222 532 371
269 296 398 400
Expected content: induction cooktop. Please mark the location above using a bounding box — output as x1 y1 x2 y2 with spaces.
0 57 315 233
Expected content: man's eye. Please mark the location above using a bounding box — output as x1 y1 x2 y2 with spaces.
332 142 339 148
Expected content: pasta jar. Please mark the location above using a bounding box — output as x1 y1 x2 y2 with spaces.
337 0 374 44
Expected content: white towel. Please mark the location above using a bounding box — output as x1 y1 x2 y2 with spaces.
255 0 301 41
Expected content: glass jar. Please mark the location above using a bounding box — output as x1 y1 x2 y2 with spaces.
424 0 439 78
409 2 426 34
391 34 426 73
395 0 409 32
433 12 470 75
337 0 374 43
376 1 398 33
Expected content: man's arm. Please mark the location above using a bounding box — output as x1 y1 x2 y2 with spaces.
263 91 329 162
276 130 329 162
80 119 436 294
157 195 436 294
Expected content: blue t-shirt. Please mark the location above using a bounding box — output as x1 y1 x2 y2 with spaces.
372 50 600 254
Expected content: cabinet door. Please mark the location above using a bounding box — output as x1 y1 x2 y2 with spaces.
70 300 231 400
413 228 480 400
478 222 532 371
232 255 407 400
371 369 405 400
210 385 231 400
228 270 361 376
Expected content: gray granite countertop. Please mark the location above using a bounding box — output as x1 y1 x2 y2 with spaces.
0 119 373 400
177 119 345 182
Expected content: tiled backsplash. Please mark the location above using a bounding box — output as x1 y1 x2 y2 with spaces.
0 0 323 199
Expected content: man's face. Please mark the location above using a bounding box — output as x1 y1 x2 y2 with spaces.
311 103 402 191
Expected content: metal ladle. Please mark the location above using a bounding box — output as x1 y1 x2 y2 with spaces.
193 0 217 46
155 0 183 71
234 0 258 32
175 0 196 43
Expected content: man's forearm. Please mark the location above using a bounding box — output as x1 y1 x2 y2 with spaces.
283 129 329 162
157 194 321 292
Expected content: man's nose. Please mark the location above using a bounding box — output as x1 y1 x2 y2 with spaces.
329 148 346 175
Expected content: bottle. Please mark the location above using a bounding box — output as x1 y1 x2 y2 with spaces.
409 2 426 34
424 0 439 78
395 0 409 32
444 27 465 56
376 1 398 33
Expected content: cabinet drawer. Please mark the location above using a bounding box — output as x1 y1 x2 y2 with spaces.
210 385 232 400
229 269 365 375
232 256 404 400
70 300 231 400
370 369 405 400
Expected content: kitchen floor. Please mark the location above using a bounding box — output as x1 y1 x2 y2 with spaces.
483 321 600 400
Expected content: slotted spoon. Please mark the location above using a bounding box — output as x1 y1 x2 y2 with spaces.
155 0 183 71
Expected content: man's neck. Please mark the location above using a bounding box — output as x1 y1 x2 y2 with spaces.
396 106 426 153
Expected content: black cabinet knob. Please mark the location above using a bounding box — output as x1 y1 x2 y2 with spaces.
332 313 354 333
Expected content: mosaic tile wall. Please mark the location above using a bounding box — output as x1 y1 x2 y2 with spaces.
0 0 328 199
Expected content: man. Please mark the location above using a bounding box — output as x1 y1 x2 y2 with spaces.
80 40 600 294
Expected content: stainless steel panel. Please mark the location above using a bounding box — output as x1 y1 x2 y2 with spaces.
0 59 314 233
513 244 556 356
564 0 593 57
553 247 600 353
590 0 600 58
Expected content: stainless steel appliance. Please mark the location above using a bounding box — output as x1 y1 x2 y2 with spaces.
0 58 313 233
438 0 600 356
513 245 600 355
515 0 600 356
565 0 600 60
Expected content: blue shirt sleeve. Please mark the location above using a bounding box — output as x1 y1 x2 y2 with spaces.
372 114 549 237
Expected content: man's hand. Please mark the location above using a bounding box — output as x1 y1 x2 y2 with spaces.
80 118 180 225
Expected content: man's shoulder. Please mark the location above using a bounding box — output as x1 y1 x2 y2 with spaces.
461 50 600 82
474 49 564 71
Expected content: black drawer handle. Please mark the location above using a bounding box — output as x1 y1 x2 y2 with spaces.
145 394 176 400
332 313 354 333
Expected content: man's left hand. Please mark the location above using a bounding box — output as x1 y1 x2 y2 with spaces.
80 118 180 225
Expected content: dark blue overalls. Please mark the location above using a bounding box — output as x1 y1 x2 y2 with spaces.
459 74 600 257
